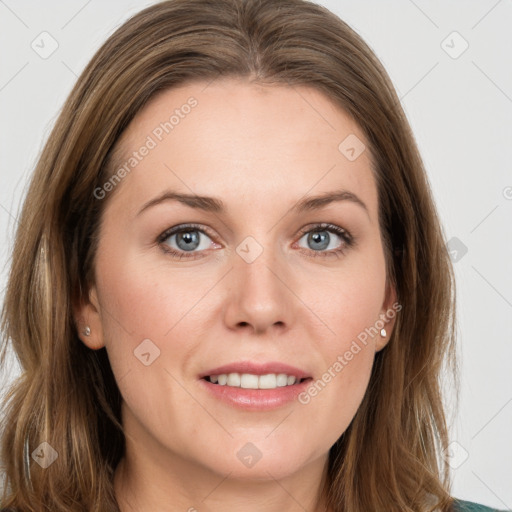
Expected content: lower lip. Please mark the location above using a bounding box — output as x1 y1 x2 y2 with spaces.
199 378 312 411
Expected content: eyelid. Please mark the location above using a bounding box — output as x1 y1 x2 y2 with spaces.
157 223 216 243
158 222 352 242
296 222 352 241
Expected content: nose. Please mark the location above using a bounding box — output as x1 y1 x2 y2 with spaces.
223 242 295 336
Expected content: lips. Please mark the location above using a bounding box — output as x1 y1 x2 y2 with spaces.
197 360 313 410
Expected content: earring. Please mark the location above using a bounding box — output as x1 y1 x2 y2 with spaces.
380 328 387 338
83 326 91 336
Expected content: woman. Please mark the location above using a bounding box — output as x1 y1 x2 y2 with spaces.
0 0 507 511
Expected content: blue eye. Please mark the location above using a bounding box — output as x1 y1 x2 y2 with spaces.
158 224 215 258
295 223 354 258
157 222 354 260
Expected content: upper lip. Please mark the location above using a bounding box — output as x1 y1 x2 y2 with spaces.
199 361 311 380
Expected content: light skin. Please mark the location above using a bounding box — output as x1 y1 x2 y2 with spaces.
76 77 397 512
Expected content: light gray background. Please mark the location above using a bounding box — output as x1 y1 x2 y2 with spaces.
0 0 511 508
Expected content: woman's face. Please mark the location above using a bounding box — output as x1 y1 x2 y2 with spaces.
78 78 396 482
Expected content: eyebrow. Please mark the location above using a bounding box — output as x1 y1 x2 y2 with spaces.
137 188 369 217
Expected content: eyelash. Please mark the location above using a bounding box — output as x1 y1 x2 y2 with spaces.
157 222 355 260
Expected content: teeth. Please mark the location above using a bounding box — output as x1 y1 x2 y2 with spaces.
227 373 241 387
240 373 259 389
207 373 300 389
259 374 276 389
276 374 288 387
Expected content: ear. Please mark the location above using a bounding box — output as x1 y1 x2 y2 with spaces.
375 280 399 352
74 286 105 350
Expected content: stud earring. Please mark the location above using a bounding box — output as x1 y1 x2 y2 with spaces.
83 326 91 337
380 328 387 338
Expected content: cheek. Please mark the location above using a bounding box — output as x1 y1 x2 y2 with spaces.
93 250 210 435
93 246 202 386
297 251 385 436
290 332 375 470
95 245 209 340
309 250 387 354
298 331 375 453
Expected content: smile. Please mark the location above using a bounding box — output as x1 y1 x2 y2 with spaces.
199 363 313 410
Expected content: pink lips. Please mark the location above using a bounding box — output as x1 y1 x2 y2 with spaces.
198 360 313 411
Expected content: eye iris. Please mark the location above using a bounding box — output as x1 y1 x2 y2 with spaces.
176 231 200 251
308 231 330 251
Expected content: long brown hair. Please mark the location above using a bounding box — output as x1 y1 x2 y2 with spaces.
0 0 457 510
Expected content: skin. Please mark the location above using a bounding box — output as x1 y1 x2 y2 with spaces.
76 77 397 512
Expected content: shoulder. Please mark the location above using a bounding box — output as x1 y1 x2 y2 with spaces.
452 498 510 512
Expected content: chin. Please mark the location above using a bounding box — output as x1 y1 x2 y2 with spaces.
210 456 308 482
193 436 320 482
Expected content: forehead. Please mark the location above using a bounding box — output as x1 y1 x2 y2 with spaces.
107 78 378 218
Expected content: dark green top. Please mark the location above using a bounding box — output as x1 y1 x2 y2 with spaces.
453 499 510 511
